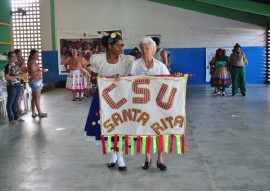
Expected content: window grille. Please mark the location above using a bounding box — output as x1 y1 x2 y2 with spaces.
11 0 42 65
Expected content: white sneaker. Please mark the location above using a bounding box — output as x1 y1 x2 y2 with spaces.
216 91 221 96
222 91 226 96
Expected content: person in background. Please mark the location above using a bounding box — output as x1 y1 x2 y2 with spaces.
75 41 83 57
209 53 218 94
229 43 248 96
14 49 28 115
5 52 23 124
65 49 87 101
60 46 68 63
128 37 170 171
152 37 168 67
129 47 141 59
84 32 134 171
83 43 92 55
28 49 48 118
90 47 96 55
84 50 92 63
97 42 105 54
210 48 231 96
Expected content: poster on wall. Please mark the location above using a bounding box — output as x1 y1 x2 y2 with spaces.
205 47 232 82
57 30 122 75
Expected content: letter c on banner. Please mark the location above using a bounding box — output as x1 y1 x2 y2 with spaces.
102 83 127 109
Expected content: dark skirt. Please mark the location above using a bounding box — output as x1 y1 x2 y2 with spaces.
84 89 101 140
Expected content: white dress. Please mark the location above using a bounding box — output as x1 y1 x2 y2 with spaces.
128 58 170 76
90 53 134 76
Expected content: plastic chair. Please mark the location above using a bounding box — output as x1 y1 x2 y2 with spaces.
0 95 7 118
22 83 32 111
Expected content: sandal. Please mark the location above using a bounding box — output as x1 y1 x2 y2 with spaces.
32 113 38 118
39 113 48 118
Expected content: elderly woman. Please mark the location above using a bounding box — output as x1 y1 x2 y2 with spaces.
65 49 88 101
128 37 170 171
84 32 134 171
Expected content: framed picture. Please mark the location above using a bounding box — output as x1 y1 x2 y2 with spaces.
57 30 122 75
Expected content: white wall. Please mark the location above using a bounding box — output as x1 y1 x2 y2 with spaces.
40 0 265 51
40 0 51 51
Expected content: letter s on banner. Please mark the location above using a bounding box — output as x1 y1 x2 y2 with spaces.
132 78 150 104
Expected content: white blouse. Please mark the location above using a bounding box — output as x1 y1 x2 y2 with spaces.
90 53 134 76
128 58 170 76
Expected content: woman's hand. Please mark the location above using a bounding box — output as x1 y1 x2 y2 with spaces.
112 74 121 81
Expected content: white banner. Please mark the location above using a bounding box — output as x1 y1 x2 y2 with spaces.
98 76 187 136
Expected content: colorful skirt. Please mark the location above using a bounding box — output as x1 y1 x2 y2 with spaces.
66 70 87 92
211 67 232 88
84 89 101 140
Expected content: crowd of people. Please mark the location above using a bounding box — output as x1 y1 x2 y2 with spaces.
4 31 248 172
65 33 248 172
4 49 48 124
63 35 172 101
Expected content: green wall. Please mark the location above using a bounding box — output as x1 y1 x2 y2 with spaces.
0 0 11 69
0 0 11 23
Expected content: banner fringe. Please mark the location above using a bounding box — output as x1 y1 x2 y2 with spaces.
100 134 185 155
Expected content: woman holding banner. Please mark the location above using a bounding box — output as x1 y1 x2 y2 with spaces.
84 32 134 171
128 37 170 171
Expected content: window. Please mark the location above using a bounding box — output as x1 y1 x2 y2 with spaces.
11 0 42 65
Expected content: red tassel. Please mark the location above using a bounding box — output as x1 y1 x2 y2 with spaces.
125 135 129 155
146 136 151 154
101 135 106 155
136 136 141 154
114 135 118 152
182 135 185 154
159 135 164 154
169 135 174 154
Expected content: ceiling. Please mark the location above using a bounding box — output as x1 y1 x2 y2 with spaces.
149 0 270 27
